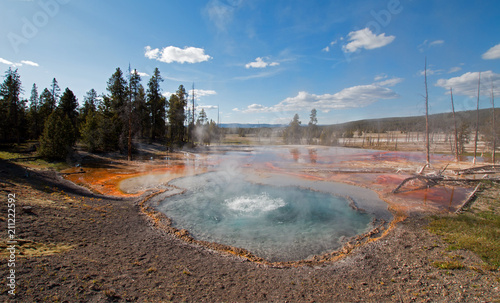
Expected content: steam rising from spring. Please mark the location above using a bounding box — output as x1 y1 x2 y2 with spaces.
225 193 286 213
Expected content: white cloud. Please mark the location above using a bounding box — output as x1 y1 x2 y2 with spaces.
322 40 338 52
166 88 216 102
448 66 462 73
0 58 38 67
144 46 212 64
241 85 398 114
131 71 149 77
436 70 500 97
192 89 217 100
246 104 266 111
144 46 160 59
162 92 173 98
375 77 404 87
482 43 500 60
197 104 218 111
429 40 444 47
245 57 280 69
373 74 403 86
0 58 14 65
418 39 445 52
20 60 39 67
343 28 395 53
205 0 243 32
419 68 444 76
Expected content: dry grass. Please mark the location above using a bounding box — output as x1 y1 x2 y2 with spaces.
0 239 74 258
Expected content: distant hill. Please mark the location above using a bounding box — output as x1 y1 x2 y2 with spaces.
328 108 499 133
220 123 286 129
221 108 499 132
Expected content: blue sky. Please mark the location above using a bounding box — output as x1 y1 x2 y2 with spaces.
1 0 499 124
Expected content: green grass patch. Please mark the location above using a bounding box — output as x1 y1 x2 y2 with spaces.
0 145 70 171
427 184 500 268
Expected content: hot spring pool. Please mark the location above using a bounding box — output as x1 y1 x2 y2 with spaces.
157 172 389 262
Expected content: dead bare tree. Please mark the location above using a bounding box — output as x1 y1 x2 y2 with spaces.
392 164 500 195
424 58 431 168
450 87 459 161
127 64 133 162
473 72 481 165
491 79 496 163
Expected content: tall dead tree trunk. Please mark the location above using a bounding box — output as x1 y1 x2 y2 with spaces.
492 80 496 164
473 72 481 165
450 87 459 161
127 65 132 162
425 58 430 166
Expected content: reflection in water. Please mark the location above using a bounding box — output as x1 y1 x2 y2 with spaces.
397 185 470 212
449 187 455 210
290 148 300 162
308 148 317 164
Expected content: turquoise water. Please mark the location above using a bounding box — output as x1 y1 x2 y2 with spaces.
158 172 372 262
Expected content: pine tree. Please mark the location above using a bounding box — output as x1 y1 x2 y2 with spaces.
50 78 61 105
58 87 79 129
107 68 128 113
307 108 318 144
27 83 42 139
80 110 100 152
80 88 98 123
39 88 55 125
126 68 142 159
167 85 187 145
80 91 117 153
128 70 149 138
196 108 208 125
0 68 25 143
38 110 76 160
147 68 166 141
106 67 128 152
284 114 302 144
135 85 149 138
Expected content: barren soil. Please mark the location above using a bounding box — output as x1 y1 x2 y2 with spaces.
1 147 499 302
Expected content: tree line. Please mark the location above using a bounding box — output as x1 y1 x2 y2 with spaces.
281 107 498 157
0 67 221 160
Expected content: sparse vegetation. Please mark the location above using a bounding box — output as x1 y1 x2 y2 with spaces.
0 144 70 171
427 183 500 268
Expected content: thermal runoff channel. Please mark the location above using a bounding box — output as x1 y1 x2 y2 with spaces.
157 172 372 262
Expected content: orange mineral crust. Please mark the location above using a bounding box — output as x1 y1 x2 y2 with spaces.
63 164 197 197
